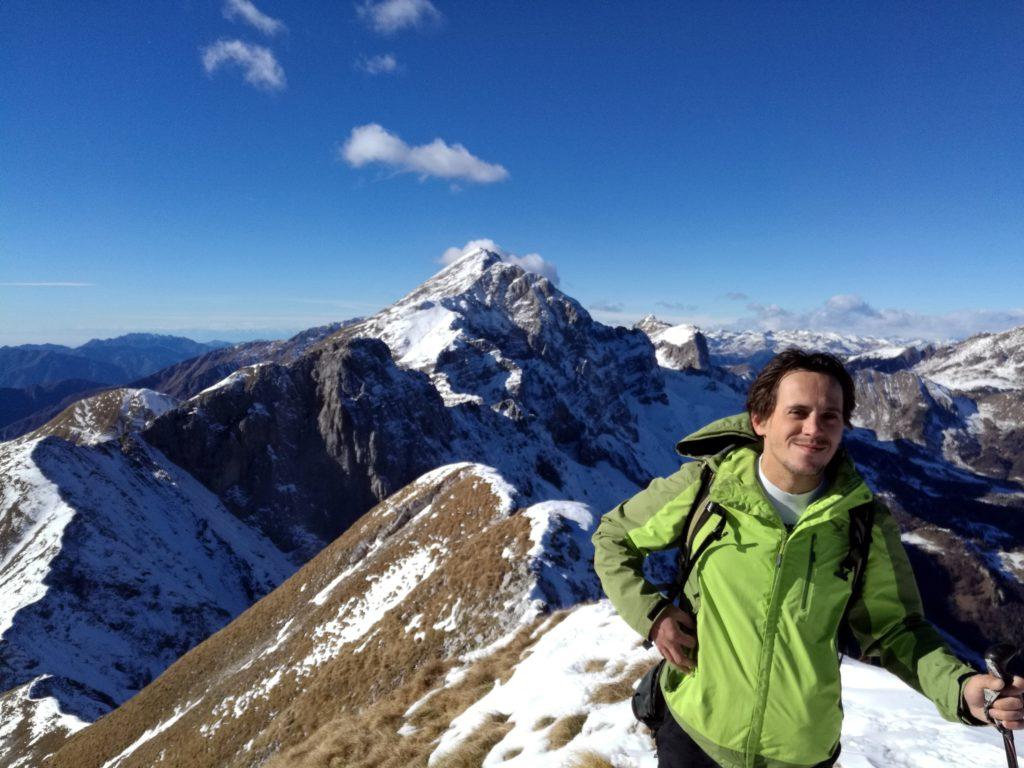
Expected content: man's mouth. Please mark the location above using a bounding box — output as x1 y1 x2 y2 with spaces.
793 442 828 453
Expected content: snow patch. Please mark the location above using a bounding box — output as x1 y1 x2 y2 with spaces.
900 531 946 555
299 545 444 673
100 700 200 768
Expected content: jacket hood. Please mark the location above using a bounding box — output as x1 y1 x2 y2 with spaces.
677 412 859 491
675 412 759 459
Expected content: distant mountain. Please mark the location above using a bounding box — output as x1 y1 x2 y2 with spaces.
914 325 1024 392
702 328 920 375
0 349 125 390
129 322 351 400
634 315 711 371
0 379 110 440
0 334 230 389
0 334 234 438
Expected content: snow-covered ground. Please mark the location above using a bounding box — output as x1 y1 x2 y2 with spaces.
428 601 1008 768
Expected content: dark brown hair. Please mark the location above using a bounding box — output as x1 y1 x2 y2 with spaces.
746 348 856 426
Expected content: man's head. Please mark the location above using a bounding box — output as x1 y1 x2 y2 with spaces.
746 349 855 493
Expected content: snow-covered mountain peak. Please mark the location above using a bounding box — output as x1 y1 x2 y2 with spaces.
634 318 710 372
28 388 178 446
914 324 1024 392
703 328 914 373
399 247 509 307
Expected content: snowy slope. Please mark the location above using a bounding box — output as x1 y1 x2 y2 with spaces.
28 387 177 445
915 326 1024 392
428 601 1008 768
0 432 293 767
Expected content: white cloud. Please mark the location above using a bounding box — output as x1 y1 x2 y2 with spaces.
439 239 560 285
357 0 442 34
340 124 508 184
222 0 286 35
732 294 1024 341
201 39 286 91
356 53 399 75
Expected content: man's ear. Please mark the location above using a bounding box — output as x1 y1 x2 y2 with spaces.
750 412 767 437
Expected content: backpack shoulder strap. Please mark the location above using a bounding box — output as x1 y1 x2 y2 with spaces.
837 500 877 657
838 500 876 586
645 454 730 624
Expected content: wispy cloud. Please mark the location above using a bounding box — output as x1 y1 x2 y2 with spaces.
440 239 560 286
223 0 286 35
730 294 1024 341
341 124 508 184
722 291 749 301
356 53 399 75
357 0 442 34
201 39 286 91
656 300 698 312
591 300 625 313
0 282 95 287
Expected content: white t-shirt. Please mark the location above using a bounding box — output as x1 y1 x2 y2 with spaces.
757 456 825 527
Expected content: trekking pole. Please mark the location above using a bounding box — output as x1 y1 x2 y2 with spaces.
984 644 1019 768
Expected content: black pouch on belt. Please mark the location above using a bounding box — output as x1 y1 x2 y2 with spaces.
631 659 666 729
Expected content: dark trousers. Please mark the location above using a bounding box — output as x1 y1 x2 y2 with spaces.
655 710 841 768
654 710 721 768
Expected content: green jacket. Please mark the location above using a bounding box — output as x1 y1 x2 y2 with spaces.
593 413 978 768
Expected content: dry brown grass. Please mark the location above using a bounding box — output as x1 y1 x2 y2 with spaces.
581 658 607 673
533 715 556 731
502 746 523 760
588 658 657 705
567 749 616 768
432 713 514 768
270 612 559 768
545 712 587 750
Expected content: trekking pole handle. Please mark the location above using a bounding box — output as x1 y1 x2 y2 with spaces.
984 643 1019 734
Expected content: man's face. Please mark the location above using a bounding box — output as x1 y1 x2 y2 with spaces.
750 370 845 494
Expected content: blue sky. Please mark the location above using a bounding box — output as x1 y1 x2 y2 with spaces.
2 1 1023 346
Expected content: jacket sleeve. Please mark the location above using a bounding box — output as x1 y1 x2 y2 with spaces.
591 461 703 639
847 502 981 724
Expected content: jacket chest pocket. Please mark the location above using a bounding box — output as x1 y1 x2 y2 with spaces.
795 524 855 628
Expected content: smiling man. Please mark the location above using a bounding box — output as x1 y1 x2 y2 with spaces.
593 349 1022 768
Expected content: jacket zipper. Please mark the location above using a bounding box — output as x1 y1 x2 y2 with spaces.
744 527 789 767
800 533 817 613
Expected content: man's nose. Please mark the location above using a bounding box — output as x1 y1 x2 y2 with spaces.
803 414 823 436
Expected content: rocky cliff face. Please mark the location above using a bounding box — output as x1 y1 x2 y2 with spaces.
130 322 349 400
335 249 672 484
144 338 452 559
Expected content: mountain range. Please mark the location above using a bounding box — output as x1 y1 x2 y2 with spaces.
0 334 235 440
0 248 1021 767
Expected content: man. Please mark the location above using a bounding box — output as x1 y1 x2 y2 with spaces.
593 349 1023 768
